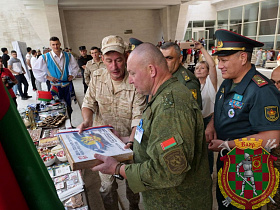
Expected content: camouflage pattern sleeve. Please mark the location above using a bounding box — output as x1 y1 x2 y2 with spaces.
131 91 146 128
82 74 98 113
126 107 197 193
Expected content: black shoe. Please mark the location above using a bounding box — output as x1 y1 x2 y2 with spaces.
22 97 28 100
26 95 32 98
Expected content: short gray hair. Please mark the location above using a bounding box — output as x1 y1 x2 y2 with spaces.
160 42 181 57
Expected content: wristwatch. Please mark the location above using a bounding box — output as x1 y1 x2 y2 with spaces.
113 162 124 180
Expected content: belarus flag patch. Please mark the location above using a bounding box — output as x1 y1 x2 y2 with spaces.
161 137 177 150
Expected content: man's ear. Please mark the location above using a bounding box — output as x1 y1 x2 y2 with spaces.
148 64 157 78
179 54 183 63
101 55 105 62
240 52 248 66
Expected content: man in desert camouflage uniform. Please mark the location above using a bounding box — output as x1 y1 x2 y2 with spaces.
84 47 105 86
91 43 212 210
78 35 146 210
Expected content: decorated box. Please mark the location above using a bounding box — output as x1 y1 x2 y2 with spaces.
57 126 133 170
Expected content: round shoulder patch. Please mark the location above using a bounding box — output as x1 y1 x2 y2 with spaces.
163 148 187 174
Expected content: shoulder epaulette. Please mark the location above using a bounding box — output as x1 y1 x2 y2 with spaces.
162 92 174 109
180 70 191 82
252 75 268 87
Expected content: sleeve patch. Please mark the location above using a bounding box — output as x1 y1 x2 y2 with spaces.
252 75 268 87
190 89 197 100
163 148 187 174
264 106 279 121
161 137 177 150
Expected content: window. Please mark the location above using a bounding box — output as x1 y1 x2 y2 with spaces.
260 0 278 20
193 21 203 27
230 7 243 25
230 24 242 35
259 20 277 35
218 10 229 26
243 22 257 36
206 28 215 39
205 20 215 27
244 3 259 22
276 36 280 49
258 36 275 49
184 30 192 41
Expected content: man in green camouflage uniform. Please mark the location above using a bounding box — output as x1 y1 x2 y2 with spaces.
92 43 212 210
160 42 202 109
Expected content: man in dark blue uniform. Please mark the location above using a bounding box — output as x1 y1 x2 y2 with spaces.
206 29 280 210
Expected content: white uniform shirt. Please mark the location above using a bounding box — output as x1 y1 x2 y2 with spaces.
30 56 37 69
32 51 79 83
25 53 32 70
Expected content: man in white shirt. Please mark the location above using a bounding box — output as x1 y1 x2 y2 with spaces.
30 50 42 91
26 47 37 91
33 36 79 118
8 50 31 100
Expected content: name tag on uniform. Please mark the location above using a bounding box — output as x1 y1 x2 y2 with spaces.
134 119 144 144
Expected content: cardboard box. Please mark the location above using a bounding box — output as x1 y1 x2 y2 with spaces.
58 126 133 170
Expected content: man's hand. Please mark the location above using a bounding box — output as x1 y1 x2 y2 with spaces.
68 75 74 81
208 139 224 152
46 75 59 83
77 120 92 134
205 118 217 143
91 154 119 175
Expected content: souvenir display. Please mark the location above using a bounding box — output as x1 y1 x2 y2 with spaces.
38 114 66 128
51 144 67 162
27 128 42 142
39 136 60 147
53 171 84 201
41 153 56 167
22 99 88 208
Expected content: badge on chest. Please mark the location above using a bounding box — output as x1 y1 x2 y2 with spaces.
228 94 244 118
134 119 144 144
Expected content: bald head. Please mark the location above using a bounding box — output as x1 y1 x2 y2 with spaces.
127 43 171 95
271 66 280 91
129 43 168 70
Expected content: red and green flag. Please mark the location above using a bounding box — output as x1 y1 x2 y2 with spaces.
51 86 59 96
37 90 53 101
161 137 177 150
0 82 64 209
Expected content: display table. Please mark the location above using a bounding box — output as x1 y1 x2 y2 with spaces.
24 101 89 210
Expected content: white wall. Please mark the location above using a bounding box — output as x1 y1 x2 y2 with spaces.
0 0 67 53
62 9 163 52
187 1 217 21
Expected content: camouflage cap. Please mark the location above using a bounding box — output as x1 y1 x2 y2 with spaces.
101 35 125 55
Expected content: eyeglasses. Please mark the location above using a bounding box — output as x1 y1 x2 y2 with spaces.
271 79 280 85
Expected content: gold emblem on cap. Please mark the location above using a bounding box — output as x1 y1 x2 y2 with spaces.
217 40 223 48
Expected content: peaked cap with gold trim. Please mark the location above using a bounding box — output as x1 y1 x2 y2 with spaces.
129 38 143 50
213 29 264 56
